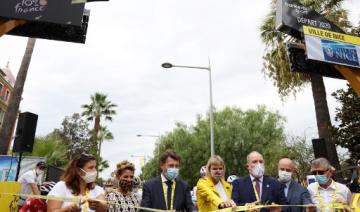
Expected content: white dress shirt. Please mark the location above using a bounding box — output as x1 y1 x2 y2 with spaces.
250 175 264 199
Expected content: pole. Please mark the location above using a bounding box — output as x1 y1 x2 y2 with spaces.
208 58 215 157
15 152 23 181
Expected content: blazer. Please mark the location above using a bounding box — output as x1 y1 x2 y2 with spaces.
231 175 288 212
140 176 193 212
285 181 312 212
196 177 233 212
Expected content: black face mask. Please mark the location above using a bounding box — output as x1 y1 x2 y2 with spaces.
119 180 132 192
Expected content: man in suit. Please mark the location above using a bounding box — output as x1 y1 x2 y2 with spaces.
141 150 193 211
232 151 287 212
277 158 313 212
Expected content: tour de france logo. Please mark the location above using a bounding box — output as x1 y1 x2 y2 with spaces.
15 0 48 15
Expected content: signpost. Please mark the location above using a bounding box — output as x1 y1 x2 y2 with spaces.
276 0 344 39
304 26 360 69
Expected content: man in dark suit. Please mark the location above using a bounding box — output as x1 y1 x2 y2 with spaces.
141 150 193 211
232 151 287 212
277 158 313 212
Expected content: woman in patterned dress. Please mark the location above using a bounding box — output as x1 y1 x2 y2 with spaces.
107 160 139 212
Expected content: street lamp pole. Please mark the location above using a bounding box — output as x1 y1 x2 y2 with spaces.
162 60 215 157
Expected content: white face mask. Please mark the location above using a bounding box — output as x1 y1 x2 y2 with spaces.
36 168 44 175
278 170 292 183
80 168 97 183
250 163 265 178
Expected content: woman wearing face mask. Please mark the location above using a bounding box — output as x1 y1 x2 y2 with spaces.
196 155 236 212
106 160 139 212
47 154 107 212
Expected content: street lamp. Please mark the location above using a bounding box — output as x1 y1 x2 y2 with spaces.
162 60 215 157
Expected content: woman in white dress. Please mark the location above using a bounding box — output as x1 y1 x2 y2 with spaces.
47 153 107 212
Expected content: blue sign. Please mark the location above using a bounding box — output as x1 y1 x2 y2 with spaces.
0 156 18 181
322 40 360 67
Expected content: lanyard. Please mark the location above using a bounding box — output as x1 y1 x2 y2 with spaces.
162 181 176 211
316 182 337 212
252 180 260 202
82 189 90 212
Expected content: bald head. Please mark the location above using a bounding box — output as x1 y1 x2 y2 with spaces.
278 158 295 173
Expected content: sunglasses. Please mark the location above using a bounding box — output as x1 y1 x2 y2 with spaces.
311 169 328 175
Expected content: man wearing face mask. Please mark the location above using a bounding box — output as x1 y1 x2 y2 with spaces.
307 158 352 212
141 150 193 211
277 158 313 212
232 151 287 212
17 161 46 208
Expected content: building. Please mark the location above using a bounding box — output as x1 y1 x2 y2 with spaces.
0 62 15 127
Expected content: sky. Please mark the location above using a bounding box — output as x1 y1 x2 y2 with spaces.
0 0 359 178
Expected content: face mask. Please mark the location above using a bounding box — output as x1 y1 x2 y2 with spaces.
210 169 224 182
105 187 113 193
165 168 179 181
278 170 292 183
250 163 265 178
80 168 97 183
119 180 132 192
315 175 329 185
36 168 44 175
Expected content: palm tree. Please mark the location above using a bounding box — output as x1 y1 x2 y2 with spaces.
81 92 117 155
260 0 351 170
0 38 36 154
96 126 114 162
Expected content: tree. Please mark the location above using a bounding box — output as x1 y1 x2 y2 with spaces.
0 38 36 154
332 85 360 164
58 113 92 159
142 106 289 187
81 93 117 155
29 133 68 168
260 0 351 170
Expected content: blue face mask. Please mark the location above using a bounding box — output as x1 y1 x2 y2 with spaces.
166 168 179 181
315 175 328 185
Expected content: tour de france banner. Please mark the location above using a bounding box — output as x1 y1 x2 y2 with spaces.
0 155 45 181
0 0 85 26
304 25 360 69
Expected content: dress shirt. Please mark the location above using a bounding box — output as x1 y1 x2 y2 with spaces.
250 175 264 199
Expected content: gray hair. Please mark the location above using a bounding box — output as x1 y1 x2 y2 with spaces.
311 158 331 169
246 151 263 164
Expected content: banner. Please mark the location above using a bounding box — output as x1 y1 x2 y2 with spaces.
304 26 360 68
0 155 45 181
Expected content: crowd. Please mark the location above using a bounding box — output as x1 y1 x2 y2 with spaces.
16 150 360 212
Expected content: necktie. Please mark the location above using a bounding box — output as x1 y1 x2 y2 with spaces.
255 178 260 197
165 180 173 210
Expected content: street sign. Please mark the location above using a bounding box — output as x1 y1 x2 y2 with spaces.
0 0 85 26
276 0 344 39
304 26 360 69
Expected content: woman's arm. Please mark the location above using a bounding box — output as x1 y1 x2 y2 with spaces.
88 193 107 212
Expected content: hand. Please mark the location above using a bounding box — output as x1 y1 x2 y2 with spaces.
88 198 107 212
269 202 281 212
335 197 346 204
219 200 237 208
64 204 81 212
245 201 261 212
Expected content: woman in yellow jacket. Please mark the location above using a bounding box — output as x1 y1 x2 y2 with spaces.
196 155 236 212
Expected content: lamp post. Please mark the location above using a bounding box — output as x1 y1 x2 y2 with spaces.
137 134 161 175
162 60 215 157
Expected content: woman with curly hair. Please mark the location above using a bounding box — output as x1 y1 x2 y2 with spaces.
107 160 139 212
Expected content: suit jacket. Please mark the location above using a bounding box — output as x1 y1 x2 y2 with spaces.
285 181 312 212
140 176 193 212
231 175 288 212
196 177 232 212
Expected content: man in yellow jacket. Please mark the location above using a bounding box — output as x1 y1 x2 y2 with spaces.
196 155 236 212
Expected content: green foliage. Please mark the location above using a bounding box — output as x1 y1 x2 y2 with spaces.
29 133 67 168
332 85 360 163
260 0 351 99
142 106 290 187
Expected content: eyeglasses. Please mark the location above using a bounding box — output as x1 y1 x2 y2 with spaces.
311 169 329 175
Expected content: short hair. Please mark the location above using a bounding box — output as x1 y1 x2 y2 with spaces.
206 155 225 176
116 160 135 177
311 158 331 169
160 150 181 165
246 151 263 164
